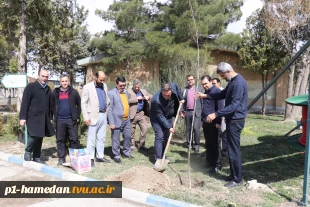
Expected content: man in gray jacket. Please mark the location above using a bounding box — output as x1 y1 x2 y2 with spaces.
181 75 203 153
108 76 133 164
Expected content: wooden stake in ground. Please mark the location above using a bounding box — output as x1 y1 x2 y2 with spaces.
188 0 202 189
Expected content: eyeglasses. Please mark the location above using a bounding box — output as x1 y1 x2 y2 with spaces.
119 84 126 87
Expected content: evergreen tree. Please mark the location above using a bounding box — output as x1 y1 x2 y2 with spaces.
92 0 244 85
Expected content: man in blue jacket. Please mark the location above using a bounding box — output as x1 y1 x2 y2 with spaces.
196 62 248 188
150 83 184 163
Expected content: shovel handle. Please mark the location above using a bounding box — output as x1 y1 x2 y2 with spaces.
161 102 184 163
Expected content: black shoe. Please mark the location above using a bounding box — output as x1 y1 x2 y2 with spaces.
122 155 134 159
221 149 228 157
91 159 95 167
96 157 110 163
224 175 233 182
33 158 47 165
24 152 31 161
224 181 243 188
138 146 149 152
114 158 122 164
57 159 65 166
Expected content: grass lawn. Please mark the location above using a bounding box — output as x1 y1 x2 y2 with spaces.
0 113 307 206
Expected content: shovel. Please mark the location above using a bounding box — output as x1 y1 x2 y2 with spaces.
154 102 183 172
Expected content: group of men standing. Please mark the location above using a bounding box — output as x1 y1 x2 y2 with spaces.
19 70 152 167
19 61 248 188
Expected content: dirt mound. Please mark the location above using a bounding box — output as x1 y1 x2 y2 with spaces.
104 165 171 194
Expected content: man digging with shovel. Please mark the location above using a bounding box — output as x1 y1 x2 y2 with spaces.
150 83 184 172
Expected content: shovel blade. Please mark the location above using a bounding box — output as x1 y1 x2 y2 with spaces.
153 159 170 172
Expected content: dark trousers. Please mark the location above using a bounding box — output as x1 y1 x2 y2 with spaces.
221 132 228 151
219 117 227 150
56 119 79 160
226 119 245 183
152 118 174 161
203 121 221 168
25 136 43 159
185 111 201 149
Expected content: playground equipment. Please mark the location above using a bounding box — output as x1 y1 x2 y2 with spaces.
245 40 310 205
286 95 308 145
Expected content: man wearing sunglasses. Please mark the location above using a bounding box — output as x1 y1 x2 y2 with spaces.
108 76 133 164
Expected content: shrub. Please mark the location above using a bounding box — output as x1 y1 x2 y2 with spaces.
0 113 4 136
9 104 16 112
78 113 88 139
173 118 186 140
6 114 20 137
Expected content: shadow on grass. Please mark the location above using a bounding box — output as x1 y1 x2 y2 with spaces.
247 115 285 122
169 134 305 185
241 135 305 183
41 146 57 161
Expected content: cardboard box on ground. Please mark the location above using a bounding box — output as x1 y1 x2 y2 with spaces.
69 148 91 173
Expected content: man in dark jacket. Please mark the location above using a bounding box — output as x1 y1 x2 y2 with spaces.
51 74 81 165
19 70 55 164
196 62 248 188
200 75 224 174
150 83 184 162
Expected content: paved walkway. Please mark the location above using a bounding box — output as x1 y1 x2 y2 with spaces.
0 160 146 207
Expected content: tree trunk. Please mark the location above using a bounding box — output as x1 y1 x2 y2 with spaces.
299 49 310 95
83 70 86 85
293 62 303 97
261 74 266 115
125 59 129 86
68 71 74 86
290 55 305 119
17 0 27 113
284 51 297 121
264 72 268 115
17 0 27 144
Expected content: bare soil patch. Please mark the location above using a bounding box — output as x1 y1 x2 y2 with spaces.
104 165 171 194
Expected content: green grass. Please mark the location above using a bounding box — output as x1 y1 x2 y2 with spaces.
0 113 307 206
82 114 305 206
